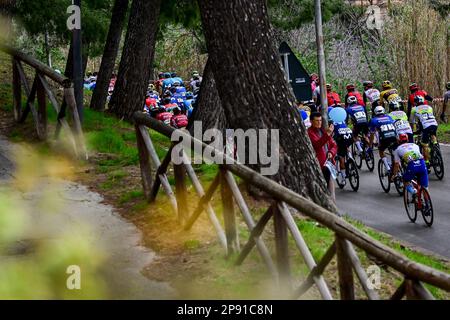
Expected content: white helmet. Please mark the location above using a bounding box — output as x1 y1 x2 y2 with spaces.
347 96 358 105
374 106 385 116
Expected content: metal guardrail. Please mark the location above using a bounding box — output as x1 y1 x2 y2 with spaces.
0 44 87 159
133 111 450 300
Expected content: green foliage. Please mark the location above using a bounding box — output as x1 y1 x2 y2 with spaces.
268 0 346 30
13 0 113 59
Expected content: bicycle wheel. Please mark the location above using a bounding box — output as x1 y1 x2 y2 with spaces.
347 159 359 192
394 166 404 196
431 145 444 180
365 147 375 172
403 187 417 223
352 143 363 169
378 159 391 193
420 188 434 227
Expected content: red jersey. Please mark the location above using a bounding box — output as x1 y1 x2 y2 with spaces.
408 90 429 106
156 112 172 125
171 114 188 129
327 92 341 107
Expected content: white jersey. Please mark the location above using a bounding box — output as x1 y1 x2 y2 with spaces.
365 88 380 103
394 143 423 164
389 111 412 135
411 105 438 129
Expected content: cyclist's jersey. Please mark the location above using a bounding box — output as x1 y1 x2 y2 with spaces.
171 114 188 129
346 104 368 125
389 110 413 135
162 78 173 91
369 115 397 140
364 88 380 103
380 88 402 107
156 111 173 125
393 143 423 165
411 105 438 129
333 122 353 141
408 90 429 107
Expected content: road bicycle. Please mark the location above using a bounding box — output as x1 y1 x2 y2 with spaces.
403 179 434 227
352 135 374 172
336 150 359 192
377 142 403 195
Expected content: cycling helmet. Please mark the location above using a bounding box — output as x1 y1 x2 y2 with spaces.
414 95 425 105
389 101 400 111
192 71 199 76
173 106 181 114
363 81 373 88
162 97 171 105
171 72 177 77
446 82 450 90
158 72 164 79
326 83 332 90
186 91 194 99
164 72 171 79
347 96 358 105
409 83 418 91
374 106 385 116
346 84 355 91
382 80 392 90
397 133 409 144
172 81 181 86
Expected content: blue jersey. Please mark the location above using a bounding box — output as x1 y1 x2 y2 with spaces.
346 104 368 125
333 122 353 140
369 115 397 140
162 78 173 91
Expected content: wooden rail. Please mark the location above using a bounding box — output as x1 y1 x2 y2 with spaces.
0 44 87 159
133 111 450 300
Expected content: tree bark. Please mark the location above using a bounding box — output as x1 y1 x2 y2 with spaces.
188 57 228 134
90 0 129 111
198 0 336 211
108 0 161 121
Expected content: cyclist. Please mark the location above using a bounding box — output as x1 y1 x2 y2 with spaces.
331 117 354 183
363 81 381 114
369 106 397 171
391 133 428 196
326 83 342 107
407 83 433 119
410 95 438 167
344 84 365 107
171 106 189 129
346 96 370 156
184 91 195 117
155 106 173 126
162 72 173 92
171 72 184 87
380 80 403 111
388 101 414 143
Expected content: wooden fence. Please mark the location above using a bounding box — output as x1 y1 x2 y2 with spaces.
0 44 87 159
133 111 450 300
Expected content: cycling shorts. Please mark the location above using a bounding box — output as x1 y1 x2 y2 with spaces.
336 136 353 158
403 159 429 188
379 136 398 153
421 125 437 144
353 123 369 137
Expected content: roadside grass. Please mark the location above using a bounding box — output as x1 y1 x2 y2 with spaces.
437 122 450 144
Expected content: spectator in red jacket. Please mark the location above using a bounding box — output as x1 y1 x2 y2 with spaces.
307 112 338 200
344 84 365 107
407 83 433 118
326 83 341 107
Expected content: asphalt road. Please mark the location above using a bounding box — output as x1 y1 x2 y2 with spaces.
336 144 450 259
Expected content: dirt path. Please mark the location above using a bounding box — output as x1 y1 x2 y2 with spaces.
0 136 175 299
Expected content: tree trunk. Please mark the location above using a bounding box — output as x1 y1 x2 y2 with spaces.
108 0 161 121
188 57 228 134
198 0 336 211
90 0 129 112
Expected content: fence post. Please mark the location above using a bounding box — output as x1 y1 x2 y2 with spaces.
174 158 188 224
336 236 355 300
220 167 239 256
12 59 21 122
36 74 47 140
273 203 291 292
135 125 153 200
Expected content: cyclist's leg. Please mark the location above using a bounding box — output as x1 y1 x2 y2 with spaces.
403 162 416 194
379 139 390 170
421 128 431 163
353 126 363 154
